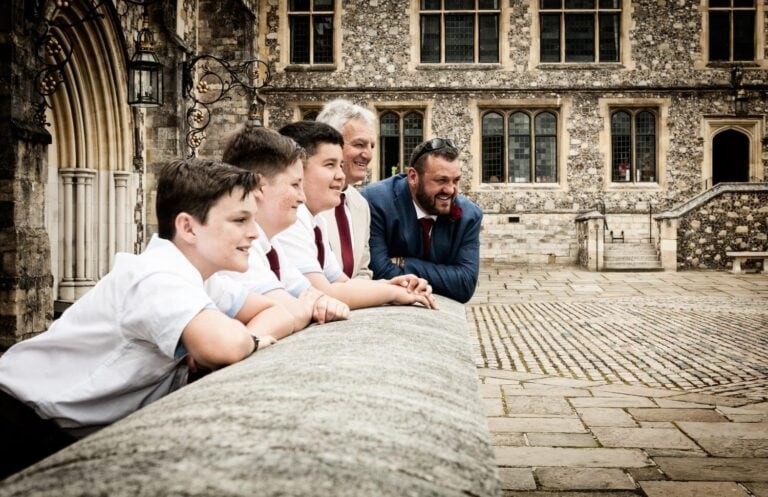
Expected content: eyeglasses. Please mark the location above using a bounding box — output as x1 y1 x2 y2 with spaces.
410 138 457 167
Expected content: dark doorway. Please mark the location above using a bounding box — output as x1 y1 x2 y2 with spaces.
713 129 750 185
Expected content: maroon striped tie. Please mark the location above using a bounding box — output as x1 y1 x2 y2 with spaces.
265 247 280 280
335 193 354 277
419 218 434 258
314 225 325 267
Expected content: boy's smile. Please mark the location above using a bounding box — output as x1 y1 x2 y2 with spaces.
302 142 345 216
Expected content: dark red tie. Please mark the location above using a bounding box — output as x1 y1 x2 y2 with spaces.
314 225 325 267
419 218 434 258
265 247 280 280
335 193 354 277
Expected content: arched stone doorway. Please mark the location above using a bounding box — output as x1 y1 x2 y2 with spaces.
712 129 750 184
44 3 136 304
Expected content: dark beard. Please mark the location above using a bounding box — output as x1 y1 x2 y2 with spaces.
415 178 454 216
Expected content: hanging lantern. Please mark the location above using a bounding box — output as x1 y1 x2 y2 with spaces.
128 11 163 107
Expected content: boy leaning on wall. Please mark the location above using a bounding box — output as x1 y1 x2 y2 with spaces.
0 158 294 480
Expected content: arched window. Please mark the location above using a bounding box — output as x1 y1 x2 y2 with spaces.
481 109 558 183
611 109 657 183
378 110 424 178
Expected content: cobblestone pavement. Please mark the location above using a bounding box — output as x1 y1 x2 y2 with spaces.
469 265 768 496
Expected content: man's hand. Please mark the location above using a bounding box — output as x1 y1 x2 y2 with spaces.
390 285 436 309
389 274 439 310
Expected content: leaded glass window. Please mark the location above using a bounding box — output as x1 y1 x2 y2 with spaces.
481 110 559 183
420 0 500 63
709 0 756 62
539 0 621 63
289 0 334 64
379 111 425 179
611 109 657 183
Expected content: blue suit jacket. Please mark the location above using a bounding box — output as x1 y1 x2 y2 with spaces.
361 173 483 303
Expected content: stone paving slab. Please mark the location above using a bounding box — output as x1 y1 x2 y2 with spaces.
639 481 751 497
677 422 768 457
474 266 768 494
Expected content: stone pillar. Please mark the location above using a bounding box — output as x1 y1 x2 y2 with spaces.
658 218 679 272
575 210 605 272
0 2 55 348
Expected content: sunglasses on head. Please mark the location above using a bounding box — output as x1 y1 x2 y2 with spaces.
410 138 457 167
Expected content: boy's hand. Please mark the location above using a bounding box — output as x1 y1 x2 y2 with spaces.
312 294 350 323
255 335 277 350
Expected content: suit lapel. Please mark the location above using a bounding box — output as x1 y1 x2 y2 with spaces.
393 175 421 256
431 216 455 262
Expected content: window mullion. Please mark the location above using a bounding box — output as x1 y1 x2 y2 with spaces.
530 112 536 182
474 12 479 63
504 112 509 183
399 114 405 173
630 111 637 183
594 10 599 63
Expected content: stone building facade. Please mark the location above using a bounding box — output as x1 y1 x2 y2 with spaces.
1 0 767 346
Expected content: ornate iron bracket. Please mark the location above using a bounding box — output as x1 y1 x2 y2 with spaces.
182 54 272 156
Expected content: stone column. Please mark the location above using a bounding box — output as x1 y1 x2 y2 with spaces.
575 210 605 272
658 218 679 272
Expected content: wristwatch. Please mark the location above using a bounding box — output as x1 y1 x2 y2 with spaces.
250 335 260 355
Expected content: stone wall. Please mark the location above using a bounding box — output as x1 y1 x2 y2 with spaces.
677 192 768 271
481 212 578 265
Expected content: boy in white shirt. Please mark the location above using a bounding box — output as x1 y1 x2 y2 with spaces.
277 121 437 310
0 158 293 479
219 125 349 325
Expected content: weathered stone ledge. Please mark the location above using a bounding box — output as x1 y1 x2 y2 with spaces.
0 297 500 497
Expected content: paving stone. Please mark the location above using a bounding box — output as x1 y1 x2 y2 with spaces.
495 447 651 468
654 457 768 481
627 408 727 422
506 396 574 416
570 397 656 408
484 377 525 385
492 432 527 446
745 482 768 497
526 433 598 448
591 385 682 398
639 481 750 497
535 467 636 490
644 448 708 457
484 398 506 416
666 393 752 408
592 427 699 450
488 417 586 434
725 414 768 422
626 466 667 481
639 422 676 428
479 368 548 381
577 408 638 427
501 492 638 497
677 422 768 457
508 387 593 397
498 468 537 490
528 377 606 388
654 399 713 409
480 384 503 398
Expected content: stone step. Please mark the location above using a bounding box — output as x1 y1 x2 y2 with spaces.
604 256 660 262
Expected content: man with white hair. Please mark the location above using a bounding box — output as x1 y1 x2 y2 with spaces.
316 99 375 279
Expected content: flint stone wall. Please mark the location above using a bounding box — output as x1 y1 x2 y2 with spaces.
0 298 500 497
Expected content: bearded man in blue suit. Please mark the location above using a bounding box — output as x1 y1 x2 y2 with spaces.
361 138 482 303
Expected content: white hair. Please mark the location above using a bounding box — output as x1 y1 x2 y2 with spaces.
316 98 375 134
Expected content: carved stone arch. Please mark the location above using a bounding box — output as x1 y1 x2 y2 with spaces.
702 118 763 191
44 2 135 304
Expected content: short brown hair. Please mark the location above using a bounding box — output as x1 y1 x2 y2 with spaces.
156 158 258 240
278 121 344 157
408 138 459 175
222 126 305 179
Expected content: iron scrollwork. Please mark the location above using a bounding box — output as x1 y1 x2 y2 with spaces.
182 54 272 156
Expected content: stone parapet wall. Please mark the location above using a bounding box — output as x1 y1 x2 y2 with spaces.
0 299 500 497
677 192 768 271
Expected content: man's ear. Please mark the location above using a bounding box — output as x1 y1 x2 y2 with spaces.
174 213 197 244
407 167 418 185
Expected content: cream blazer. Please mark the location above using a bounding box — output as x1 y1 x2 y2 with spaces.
320 186 373 279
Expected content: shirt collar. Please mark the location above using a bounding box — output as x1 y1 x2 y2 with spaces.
413 200 437 221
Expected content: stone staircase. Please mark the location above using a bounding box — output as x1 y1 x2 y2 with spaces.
603 242 663 271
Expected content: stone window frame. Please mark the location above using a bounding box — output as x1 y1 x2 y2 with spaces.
702 117 764 188
409 0 510 70
371 101 433 183
698 0 766 68
599 98 670 192
378 109 427 180
531 0 633 69
272 0 343 72
470 98 570 192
